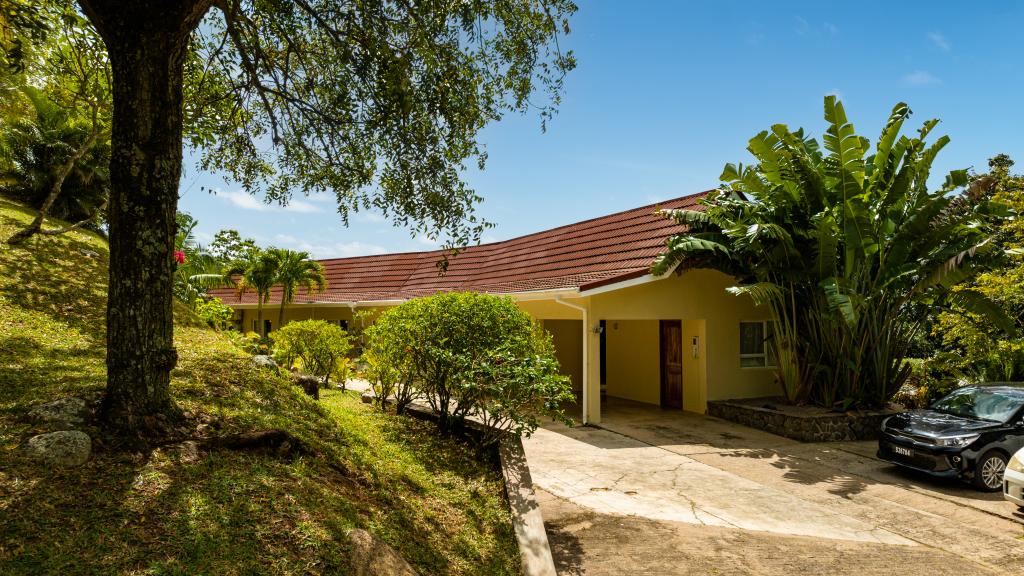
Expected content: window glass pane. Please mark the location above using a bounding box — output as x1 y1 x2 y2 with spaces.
740 322 764 355
765 321 777 366
740 356 766 368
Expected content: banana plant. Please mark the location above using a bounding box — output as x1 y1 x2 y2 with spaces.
655 96 1015 408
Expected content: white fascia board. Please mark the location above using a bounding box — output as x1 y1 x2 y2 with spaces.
507 288 581 302
225 299 407 310
577 270 672 297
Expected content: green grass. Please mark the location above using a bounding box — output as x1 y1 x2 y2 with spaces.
0 198 518 575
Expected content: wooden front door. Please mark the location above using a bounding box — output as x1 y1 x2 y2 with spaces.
660 320 683 409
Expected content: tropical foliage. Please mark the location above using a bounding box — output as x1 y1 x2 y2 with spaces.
655 96 1014 409
194 297 234 331
2 5 111 243
363 292 574 444
932 154 1024 382
264 248 326 328
173 212 226 309
223 249 279 337
272 319 352 391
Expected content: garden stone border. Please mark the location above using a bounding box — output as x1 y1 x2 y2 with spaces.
359 386 557 576
707 397 899 442
498 435 557 576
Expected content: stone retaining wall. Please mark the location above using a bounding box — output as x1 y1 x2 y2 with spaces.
707 398 897 442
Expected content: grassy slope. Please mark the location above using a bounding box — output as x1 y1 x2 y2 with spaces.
0 198 517 575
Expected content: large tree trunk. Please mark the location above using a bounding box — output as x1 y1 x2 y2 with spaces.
79 0 211 435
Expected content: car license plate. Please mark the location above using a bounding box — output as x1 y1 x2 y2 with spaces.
892 445 913 457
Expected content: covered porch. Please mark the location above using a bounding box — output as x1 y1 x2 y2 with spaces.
521 296 709 425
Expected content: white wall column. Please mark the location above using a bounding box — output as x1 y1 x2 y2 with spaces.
554 297 600 424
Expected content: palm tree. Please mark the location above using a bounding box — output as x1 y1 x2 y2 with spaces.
173 212 225 309
655 96 1014 408
2 86 110 242
223 248 278 337
266 248 327 329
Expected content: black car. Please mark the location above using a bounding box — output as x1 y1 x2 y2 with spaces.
878 383 1024 491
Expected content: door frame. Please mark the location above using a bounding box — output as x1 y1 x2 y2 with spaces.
659 319 683 409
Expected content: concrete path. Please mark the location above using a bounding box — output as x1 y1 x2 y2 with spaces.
523 399 1024 575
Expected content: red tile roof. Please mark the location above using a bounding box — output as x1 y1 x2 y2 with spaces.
211 191 708 305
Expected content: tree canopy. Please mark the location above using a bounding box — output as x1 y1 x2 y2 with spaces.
2 0 577 435
934 154 1024 381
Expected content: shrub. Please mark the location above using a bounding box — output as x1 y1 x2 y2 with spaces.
364 292 574 443
195 297 234 330
363 314 418 414
229 331 272 355
272 320 352 392
891 356 966 409
467 341 575 448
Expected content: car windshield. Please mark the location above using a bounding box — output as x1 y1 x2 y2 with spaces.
931 387 1024 423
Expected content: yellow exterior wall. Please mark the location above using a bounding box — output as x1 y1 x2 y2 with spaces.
604 320 660 405
682 319 707 412
542 320 583 393
589 269 776 413
516 298 585 320
227 268 774 421
238 305 390 334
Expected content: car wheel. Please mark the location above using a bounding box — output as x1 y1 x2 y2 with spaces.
972 450 1008 492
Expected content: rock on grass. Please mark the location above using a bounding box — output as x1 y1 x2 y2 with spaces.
347 528 419 576
24 430 92 466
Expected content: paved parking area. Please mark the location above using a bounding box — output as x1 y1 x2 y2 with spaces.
523 398 1024 575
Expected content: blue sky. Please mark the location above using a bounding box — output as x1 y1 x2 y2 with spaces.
178 0 1024 258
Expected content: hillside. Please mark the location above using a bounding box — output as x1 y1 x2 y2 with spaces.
0 198 518 575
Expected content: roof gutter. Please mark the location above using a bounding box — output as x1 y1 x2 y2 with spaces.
554 296 590 425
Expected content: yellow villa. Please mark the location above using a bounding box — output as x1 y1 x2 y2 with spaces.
211 191 777 424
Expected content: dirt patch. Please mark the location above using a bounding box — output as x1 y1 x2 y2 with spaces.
538 489 1006 576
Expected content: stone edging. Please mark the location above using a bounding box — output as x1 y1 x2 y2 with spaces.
361 391 558 575
498 435 558 576
708 398 897 442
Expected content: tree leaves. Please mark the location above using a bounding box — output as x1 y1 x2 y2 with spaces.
657 95 1012 408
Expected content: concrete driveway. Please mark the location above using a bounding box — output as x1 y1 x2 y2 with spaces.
523 398 1024 575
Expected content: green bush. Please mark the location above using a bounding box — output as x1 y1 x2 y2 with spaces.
272 320 352 391
229 331 273 356
363 315 418 414
891 356 965 409
364 292 574 443
195 297 234 330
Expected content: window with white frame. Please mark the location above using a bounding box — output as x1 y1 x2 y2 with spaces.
740 320 777 368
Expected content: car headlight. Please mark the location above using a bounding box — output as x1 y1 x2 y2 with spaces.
1009 452 1024 473
933 433 981 447
880 416 892 432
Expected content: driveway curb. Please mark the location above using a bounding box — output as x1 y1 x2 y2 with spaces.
499 435 558 576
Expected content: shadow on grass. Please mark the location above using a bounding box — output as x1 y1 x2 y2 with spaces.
0 209 108 341
2 390 519 575
0 335 105 411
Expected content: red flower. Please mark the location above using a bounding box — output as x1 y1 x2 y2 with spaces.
174 250 186 265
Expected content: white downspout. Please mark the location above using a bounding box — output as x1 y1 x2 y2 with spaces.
555 296 589 424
